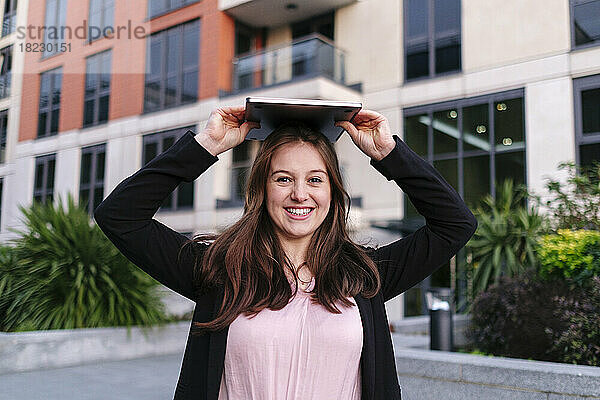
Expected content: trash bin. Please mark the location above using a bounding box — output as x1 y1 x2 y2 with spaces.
425 287 453 351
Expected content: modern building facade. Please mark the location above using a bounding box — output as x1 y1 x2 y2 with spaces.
0 0 598 319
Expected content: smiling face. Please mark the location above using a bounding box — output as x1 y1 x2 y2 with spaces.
266 141 332 246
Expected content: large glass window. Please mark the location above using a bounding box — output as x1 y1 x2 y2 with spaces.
148 0 198 19
403 89 526 316
83 50 111 127
43 0 67 57
0 45 12 99
88 0 114 42
80 144 105 215
404 0 461 81
571 0 600 48
142 126 195 211
33 154 56 204
574 74 600 170
144 19 199 113
2 0 17 36
38 67 62 138
0 109 7 164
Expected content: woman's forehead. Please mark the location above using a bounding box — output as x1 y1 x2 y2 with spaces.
269 142 327 171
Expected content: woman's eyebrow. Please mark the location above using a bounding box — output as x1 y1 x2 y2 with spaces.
271 169 327 176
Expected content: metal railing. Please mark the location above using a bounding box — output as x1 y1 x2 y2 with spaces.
232 34 346 92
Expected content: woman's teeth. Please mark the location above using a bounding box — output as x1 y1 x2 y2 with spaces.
286 208 313 216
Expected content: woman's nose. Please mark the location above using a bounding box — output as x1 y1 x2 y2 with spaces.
291 182 309 202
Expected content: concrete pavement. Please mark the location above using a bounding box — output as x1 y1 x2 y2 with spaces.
0 353 184 400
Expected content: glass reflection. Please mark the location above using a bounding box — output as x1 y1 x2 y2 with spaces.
463 104 489 152
433 110 458 154
495 98 524 150
463 155 490 208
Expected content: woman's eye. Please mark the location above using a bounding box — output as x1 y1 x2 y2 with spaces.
309 177 323 183
276 177 291 182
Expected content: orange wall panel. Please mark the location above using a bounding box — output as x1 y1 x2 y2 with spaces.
19 0 234 142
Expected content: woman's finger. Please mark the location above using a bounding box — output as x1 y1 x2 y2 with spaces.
240 121 260 137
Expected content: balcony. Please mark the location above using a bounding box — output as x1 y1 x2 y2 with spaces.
231 35 347 93
219 0 357 27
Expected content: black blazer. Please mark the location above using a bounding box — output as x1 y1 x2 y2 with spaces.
94 131 477 400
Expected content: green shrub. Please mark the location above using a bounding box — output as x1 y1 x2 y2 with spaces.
466 180 546 296
468 274 600 366
0 195 169 332
539 161 600 231
548 276 600 366
537 229 600 285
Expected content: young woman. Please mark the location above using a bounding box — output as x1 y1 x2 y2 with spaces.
94 106 477 400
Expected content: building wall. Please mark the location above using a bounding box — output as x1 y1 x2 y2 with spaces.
462 0 571 72
2 0 600 320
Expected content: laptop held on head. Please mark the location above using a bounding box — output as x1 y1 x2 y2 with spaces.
244 97 362 142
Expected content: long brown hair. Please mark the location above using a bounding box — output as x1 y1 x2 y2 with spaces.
190 123 380 334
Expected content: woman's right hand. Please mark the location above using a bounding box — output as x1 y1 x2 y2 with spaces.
195 106 260 156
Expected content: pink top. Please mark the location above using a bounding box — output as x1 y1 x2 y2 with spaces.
217 277 363 400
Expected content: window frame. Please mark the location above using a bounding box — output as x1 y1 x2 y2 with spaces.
403 88 526 205
147 0 200 20
42 0 67 58
88 0 114 43
33 153 56 204
403 0 462 82
79 143 106 215
83 50 112 127
0 109 7 164
2 0 17 36
0 45 12 99
144 19 199 113
573 73 600 166
570 0 600 50
142 126 196 212
37 67 63 138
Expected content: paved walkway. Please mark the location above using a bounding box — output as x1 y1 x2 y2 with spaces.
1 353 184 400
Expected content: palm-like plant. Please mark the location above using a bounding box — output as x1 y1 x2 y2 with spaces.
0 195 168 332
466 180 546 296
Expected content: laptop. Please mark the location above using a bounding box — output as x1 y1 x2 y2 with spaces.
244 97 362 142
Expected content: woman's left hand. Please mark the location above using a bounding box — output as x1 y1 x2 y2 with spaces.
335 110 396 161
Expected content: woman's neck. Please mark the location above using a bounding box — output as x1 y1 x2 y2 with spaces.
278 237 310 270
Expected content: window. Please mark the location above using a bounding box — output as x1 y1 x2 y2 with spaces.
148 0 198 19
144 19 199 113
403 89 526 316
0 45 12 99
571 0 600 49
38 67 62 138
33 154 56 204
142 126 195 211
574 74 600 170
80 144 105 215
404 0 461 81
83 51 111 127
88 0 114 42
2 0 17 36
0 109 7 164
43 0 67 57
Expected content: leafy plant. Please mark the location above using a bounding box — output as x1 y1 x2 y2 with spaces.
468 274 600 366
538 161 600 231
466 180 546 296
537 229 600 285
548 277 600 366
0 195 169 332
